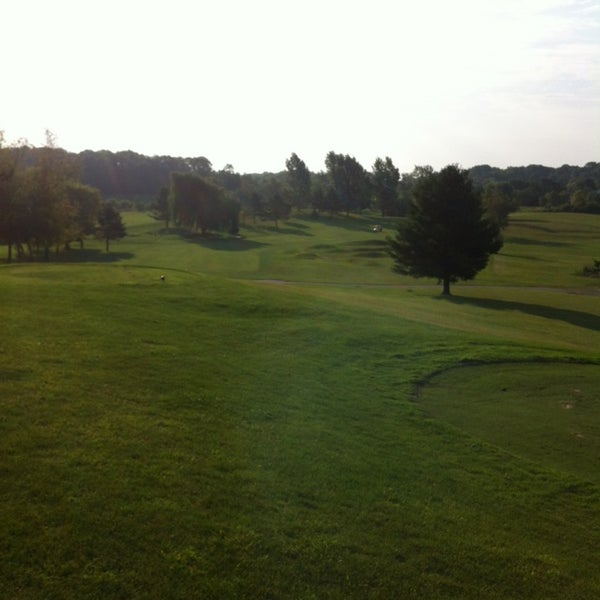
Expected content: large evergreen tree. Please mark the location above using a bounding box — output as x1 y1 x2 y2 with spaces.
388 165 502 295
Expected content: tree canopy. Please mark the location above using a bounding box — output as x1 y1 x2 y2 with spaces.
0 132 112 261
388 165 503 295
97 202 126 251
285 153 312 212
372 156 401 216
169 172 240 235
325 151 371 215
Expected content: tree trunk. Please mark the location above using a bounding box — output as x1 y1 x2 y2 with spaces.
7 242 12 263
105 237 110 252
442 277 451 295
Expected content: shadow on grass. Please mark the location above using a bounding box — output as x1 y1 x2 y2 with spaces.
296 213 399 233
260 223 313 236
498 253 546 261
344 239 389 258
344 239 389 248
510 221 557 233
445 294 600 331
504 236 569 247
304 239 389 258
284 221 312 231
55 248 135 263
180 231 270 251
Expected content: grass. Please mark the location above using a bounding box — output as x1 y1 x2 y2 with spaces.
419 362 600 483
1 209 600 598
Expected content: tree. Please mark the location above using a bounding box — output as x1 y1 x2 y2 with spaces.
285 152 311 211
388 165 502 295
152 186 170 228
19 131 82 259
325 151 371 214
97 202 126 251
264 191 291 230
372 156 400 216
170 172 226 235
0 135 28 261
65 181 103 247
256 177 291 229
213 164 242 192
481 181 519 229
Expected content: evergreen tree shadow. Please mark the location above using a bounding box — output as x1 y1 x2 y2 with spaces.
444 294 600 331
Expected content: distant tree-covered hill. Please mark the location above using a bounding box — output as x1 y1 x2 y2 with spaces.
79 150 213 202
19 147 214 204
468 162 600 211
15 144 600 213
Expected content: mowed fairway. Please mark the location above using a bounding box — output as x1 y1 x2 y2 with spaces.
1 210 600 598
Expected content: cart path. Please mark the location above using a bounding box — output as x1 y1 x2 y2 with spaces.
253 279 600 296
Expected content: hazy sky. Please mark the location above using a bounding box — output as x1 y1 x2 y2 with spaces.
3 0 599 173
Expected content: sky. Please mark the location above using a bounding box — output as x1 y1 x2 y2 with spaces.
2 0 599 173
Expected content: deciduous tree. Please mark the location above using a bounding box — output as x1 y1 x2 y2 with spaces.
285 152 311 212
152 186 170 228
169 172 239 235
0 135 27 261
372 156 400 216
65 181 103 247
482 182 519 229
97 202 126 251
325 152 371 214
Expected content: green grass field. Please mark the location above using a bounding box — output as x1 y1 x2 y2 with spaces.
1 209 600 598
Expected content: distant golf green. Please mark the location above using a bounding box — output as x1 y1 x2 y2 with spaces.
419 362 600 483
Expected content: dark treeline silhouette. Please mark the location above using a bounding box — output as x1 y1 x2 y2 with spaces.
3 130 599 262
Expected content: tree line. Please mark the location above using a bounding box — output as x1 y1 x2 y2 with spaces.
470 162 600 212
0 132 126 261
2 128 598 265
124 150 600 228
65 147 600 217
7 136 599 217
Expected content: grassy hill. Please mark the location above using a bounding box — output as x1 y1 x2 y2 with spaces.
1 210 600 598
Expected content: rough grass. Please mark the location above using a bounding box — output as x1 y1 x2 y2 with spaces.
1 209 600 598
